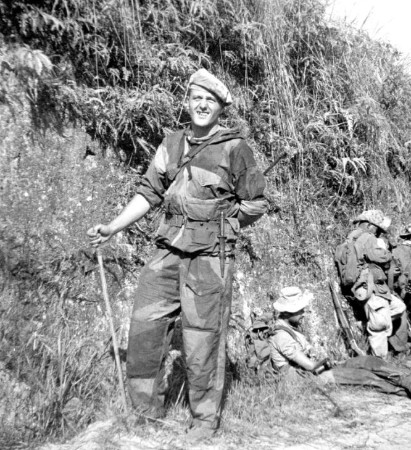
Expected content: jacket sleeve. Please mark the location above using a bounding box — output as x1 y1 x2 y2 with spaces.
230 140 267 227
362 234 392 265
135 141 168 208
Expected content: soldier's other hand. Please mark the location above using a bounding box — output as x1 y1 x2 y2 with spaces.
323 357 333 370
87 224 113 247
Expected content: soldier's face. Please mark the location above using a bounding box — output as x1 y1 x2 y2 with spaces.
187 87 224 131
289 308 306 326
367 223 379 236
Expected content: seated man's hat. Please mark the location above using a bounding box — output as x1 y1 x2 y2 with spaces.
273 286 313 313
188 68 233 106
352 209 391 232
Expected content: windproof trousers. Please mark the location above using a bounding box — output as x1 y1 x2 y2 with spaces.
365 293 407 358
126 247 234 429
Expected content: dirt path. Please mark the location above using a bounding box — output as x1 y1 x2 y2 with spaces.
273 390 411 449
40 389 411 450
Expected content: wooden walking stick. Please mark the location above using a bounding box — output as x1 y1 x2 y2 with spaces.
96 247 128 413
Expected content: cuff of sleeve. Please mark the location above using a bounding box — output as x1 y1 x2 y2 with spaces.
135 190 158 209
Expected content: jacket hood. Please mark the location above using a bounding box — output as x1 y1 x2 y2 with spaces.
210 127 244 144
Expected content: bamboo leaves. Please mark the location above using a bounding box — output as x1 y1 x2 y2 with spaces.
1 0 411 203
329 156 367 196
16 47 53 77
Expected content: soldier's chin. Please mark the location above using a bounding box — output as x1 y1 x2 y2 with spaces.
194 122 211 129
192 119 212 128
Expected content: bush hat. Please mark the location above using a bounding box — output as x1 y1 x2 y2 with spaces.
273 286 313 313
352 209 391 232
188 68 233 106
399 224 411 239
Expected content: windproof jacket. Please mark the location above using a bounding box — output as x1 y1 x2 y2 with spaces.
137 127 267 254
352 229 392 299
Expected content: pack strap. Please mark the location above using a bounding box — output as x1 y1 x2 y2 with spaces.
270 324 303 373
347 229 366 255
271 324 300 342
167 130 224 182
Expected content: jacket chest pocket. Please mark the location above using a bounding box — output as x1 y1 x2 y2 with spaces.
190 166 231 193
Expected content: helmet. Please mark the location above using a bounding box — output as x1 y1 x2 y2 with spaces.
352 209 391 232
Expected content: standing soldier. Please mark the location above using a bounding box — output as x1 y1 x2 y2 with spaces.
336 210 408 359
393 224 411 309
87 69 267 440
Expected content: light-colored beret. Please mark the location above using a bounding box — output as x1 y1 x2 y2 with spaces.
188 68 232 106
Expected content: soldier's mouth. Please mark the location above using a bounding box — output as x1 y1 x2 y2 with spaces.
196 111 209 118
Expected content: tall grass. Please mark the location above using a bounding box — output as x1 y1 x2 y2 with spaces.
0 107 141 444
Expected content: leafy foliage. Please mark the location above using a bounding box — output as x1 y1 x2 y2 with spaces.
2 0 411 202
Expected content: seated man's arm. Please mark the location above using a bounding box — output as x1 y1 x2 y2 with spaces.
289 350 317 371
271 330 320 372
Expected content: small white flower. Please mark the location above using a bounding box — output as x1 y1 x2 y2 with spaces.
86 196 92 201
24 192 29 197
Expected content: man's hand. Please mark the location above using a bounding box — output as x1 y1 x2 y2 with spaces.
312 357 332 375
87 224 114 247
86 194 151 248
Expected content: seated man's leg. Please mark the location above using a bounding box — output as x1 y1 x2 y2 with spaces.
364 294 392 359
126 248 181 417
342 355 407 381
330 366 407 395
388 293 408 353
181 254 234 431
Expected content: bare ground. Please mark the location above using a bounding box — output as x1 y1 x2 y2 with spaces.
39 388 411 450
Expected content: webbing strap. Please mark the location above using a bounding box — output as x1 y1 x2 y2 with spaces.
270 324 302 373
164 214 221 231
167 130 224 182
271 324 300 342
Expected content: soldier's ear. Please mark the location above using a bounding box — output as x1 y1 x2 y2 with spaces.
183 95 189 111
182 87 189 108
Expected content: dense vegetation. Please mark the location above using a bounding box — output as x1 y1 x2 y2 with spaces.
1 0 411 446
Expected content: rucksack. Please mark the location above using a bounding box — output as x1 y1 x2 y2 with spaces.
245 313 300 376
245 312 274 374
334 229 365 288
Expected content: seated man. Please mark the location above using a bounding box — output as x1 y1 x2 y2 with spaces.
269 286 411 396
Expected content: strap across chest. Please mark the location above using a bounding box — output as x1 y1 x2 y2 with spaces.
166 130 224 184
